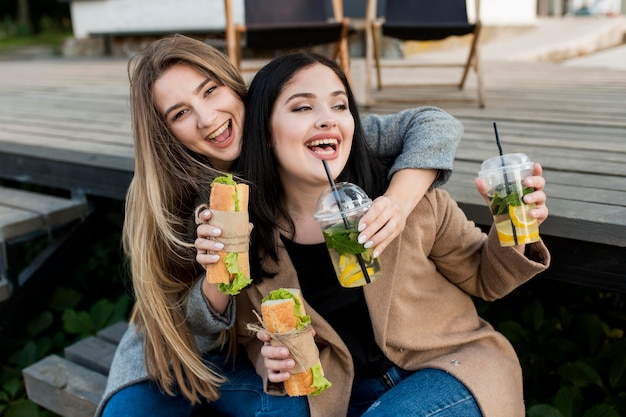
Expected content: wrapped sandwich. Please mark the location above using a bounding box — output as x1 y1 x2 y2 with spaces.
199 174 252 295
259 288 331 396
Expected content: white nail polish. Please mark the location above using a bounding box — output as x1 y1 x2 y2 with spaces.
214 242 224 250
373 250 380 259
364 241 373 249
358 223 366 232
358 234 367 244
213 228 221 235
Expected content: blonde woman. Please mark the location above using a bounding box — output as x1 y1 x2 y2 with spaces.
98 34 464 416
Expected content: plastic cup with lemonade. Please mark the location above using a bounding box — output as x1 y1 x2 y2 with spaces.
314 182 382 287
478 153 540 247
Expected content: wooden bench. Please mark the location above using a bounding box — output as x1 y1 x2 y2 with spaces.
22 321 128 417
0 186 88 301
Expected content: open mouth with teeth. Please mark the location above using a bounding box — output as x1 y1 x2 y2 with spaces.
207 120 231 144
307 138 338 156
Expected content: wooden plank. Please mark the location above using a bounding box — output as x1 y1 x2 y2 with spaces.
22 321 128 417
22 354 104 417
0 133 133 171
0 187 87 241
97 320 128 344
0 153 133 201
0 206 41 243
64 336 117 376
0 117 131 146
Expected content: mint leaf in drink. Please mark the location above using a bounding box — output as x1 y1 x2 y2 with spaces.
323 223 366 255
489 184 535 214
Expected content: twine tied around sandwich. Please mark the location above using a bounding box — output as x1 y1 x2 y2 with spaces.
195 203 249 252
247 311 320 374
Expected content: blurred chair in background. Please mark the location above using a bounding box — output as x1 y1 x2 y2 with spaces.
364 0 484 107
224 0 352 84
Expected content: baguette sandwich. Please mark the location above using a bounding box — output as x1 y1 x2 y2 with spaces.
204 174 252 295
260 288 332 396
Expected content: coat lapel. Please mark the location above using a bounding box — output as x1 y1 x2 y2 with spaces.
363 232 401 349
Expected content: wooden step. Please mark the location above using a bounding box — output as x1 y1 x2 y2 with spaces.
22 321 128 417
0 186 88 297
0 186 87 244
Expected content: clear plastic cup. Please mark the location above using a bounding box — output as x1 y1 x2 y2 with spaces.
314 182 382 287
478 153 540 247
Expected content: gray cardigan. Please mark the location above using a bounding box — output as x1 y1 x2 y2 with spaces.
95 106 463 416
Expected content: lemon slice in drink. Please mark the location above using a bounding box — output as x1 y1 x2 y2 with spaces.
495 220 516 245
509 204 536 228
338 255 359 282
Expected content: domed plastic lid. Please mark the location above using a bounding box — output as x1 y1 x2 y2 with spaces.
479 153 534 176
314 182 372 222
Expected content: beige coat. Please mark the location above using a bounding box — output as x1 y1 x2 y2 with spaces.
236 188 550 417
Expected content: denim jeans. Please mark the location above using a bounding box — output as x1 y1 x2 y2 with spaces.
353 367 483 417
102 353 309 417
207 354 309 417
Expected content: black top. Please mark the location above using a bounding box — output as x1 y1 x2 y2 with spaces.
280 235 393 378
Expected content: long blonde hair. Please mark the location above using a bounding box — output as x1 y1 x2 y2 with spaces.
123 34 247 403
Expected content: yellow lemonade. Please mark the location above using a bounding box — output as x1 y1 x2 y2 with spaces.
315 182 382 287
479 153 540 247
333 252 380 288
490 191 540 246
322 221 382 287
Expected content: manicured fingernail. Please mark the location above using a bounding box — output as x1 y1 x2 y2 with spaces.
364 241 373 249
358 223 366 232
358 234 367 244
210 254 221 262
373 250 380 259
213 228 221 235
214 242 224 250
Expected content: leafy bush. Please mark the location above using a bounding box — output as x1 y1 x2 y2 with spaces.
478 278 626 416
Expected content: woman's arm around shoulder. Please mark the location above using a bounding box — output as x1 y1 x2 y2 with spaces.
358 106 463 257
360 106 463 187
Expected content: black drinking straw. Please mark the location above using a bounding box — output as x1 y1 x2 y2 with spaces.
322 160 371 284
493 122 519 245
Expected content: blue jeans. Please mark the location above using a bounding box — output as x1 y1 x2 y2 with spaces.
102 353 309 417
208 355 309 417
353 367 482 417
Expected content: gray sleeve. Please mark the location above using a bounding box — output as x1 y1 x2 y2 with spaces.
360 106 463 188
186 278 236 352
95 325 148 417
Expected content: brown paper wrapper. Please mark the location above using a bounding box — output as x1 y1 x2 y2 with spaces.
195 204 249 253
247 321 319 374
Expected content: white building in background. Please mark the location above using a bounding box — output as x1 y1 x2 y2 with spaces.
68 0 542 40
68 0 239 39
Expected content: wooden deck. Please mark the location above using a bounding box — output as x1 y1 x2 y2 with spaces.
0 57 624 290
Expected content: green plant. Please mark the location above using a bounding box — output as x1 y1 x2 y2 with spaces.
0 15 71 56
477 279 626 416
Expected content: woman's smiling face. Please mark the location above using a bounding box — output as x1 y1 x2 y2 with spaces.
153 63 245 171
270 63 354 188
